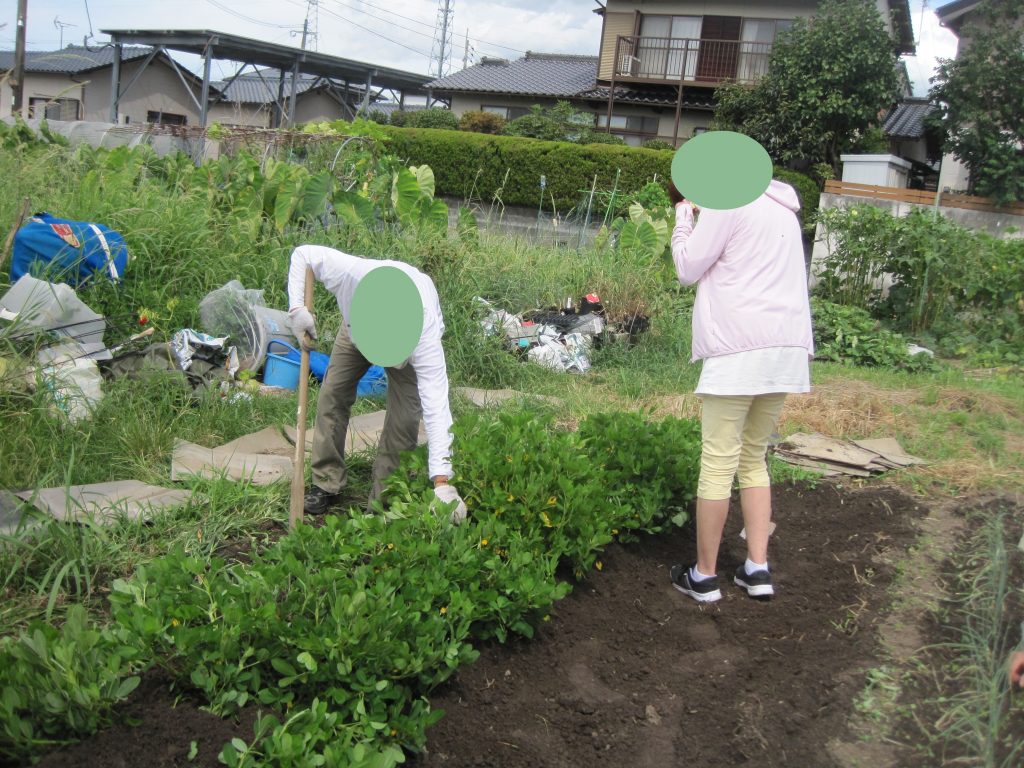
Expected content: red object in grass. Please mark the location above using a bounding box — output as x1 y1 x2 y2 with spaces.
139 315 149 326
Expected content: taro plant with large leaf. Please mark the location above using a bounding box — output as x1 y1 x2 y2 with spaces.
611 202 671 262
390 165 448 234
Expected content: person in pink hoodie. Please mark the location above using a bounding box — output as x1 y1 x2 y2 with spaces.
668 179 814 604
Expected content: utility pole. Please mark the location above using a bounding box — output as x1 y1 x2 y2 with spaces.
462 28 469 70
430 0 454 79
11 0 27 117
302 0 318 51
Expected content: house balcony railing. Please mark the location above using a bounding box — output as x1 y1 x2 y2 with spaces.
611 35 772 86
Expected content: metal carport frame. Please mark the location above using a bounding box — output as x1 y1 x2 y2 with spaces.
100 28 432 129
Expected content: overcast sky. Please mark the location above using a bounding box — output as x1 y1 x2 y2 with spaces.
3 0 957 96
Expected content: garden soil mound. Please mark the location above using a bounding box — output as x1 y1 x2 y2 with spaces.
30 482 923 768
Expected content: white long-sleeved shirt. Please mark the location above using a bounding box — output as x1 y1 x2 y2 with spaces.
287 244 454 479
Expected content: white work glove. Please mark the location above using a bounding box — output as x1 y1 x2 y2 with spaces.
289 307 317 351
433 483 467 525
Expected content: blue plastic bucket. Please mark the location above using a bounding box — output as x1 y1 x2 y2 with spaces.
263 340 301 389
262 340 389 396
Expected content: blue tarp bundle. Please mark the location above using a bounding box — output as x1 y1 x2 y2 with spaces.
11 212 128 287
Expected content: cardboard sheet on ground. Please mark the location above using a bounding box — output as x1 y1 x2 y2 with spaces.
283 413 427 454
3 480 193 533
173 414 429 486
454 387 560 408
773 432 925 477
172 429 295 485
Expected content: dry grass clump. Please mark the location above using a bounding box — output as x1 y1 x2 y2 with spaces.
779 381 916 438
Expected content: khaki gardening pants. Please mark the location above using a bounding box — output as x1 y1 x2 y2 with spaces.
311 323 422 509
697 393 788 500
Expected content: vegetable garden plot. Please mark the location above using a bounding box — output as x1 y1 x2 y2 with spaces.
24 481 930 768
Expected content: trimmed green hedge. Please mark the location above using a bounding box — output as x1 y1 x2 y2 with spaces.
380 125 671 213
379 125 818 227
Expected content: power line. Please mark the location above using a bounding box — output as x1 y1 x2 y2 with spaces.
288 0 434 59
315 0 439 44
320 0 526 56
205 0 302 30
331 0 528 54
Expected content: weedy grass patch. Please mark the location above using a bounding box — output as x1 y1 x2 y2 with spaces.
2 133 1024 766
899 507 1024 768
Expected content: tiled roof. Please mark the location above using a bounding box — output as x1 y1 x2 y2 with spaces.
213 72 321 104
0 45 153 74
577 84 715 110
427 52 599 98
213 70 373 104
367 103 427 116
882 100 936 138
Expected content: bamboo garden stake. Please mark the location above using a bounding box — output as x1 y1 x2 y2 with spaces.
289 265 315 529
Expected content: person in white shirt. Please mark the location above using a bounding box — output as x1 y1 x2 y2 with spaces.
286 244 466 521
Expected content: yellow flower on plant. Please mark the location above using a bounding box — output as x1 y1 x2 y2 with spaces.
507 494 515 502
546 496 557 507
541 511 553 528
480 538 489 547
595 561 603 571
387 542 394 550
439 606 447 615
170 618 180 627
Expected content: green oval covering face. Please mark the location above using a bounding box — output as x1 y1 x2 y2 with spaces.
349 266 424 367
671 131 772 210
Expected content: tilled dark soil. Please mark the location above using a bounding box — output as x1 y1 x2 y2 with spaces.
29 481 924 768
410 482 921 768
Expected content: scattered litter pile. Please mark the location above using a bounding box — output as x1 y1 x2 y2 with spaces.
477 294 649 373
773 433 926 477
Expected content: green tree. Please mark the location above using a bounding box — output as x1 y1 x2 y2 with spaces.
928 0 1024 204
458 110 507 134
501 101 621 144
713 0 899 174
406 108 459 130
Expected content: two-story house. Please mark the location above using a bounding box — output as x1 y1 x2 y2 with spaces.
933 0 1021 193
427 0 915 147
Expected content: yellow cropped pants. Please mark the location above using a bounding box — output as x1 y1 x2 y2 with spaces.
697 393 788 500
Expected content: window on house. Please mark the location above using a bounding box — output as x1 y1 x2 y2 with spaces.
637 15 701 80
147 110 188 126
28 97 80 121
738 19 793 81
481 105 530 121
596 114 658 136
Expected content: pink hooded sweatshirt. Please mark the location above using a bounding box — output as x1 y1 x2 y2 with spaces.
671 179 814 363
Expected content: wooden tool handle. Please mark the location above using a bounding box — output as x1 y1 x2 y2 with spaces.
289 265 315 529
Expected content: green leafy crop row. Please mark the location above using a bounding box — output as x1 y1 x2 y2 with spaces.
0 410 700 766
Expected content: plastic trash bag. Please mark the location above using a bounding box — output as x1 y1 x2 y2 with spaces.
35 341 103 422
198 280 295 372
